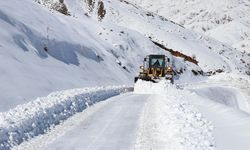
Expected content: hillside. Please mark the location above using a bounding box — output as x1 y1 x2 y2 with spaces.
1 0 250 150
0 0 249 111
0 0 198 111
127 0 250 53
89 0 249 74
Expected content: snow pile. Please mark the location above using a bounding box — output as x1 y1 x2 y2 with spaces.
185 85 250 149
0 86 131 149
152 94 216 150
135 80 216 150
134 79 175 94
186 73 250 113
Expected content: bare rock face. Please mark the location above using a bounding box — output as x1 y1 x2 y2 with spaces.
35 0 70 16
51 0 70 16
97 1 106 21
85 0 96 12
84 0 106 21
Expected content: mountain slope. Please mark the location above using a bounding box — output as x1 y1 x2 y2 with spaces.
83 0 249 73
127 0 250 54
1 1 250 149
0 0 198 111
0 0 155 111
0 0 249 111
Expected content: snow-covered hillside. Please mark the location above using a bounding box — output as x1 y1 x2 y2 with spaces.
1 0 250 149
88 0 249 74
127 0 250 53
0 0 163 111
1 0 249 112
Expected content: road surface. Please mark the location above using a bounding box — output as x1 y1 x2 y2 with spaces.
43 93 149 150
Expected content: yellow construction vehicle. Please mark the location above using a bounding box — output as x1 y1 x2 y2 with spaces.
134 55 174 84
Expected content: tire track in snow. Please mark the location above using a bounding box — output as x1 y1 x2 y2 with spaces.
42 93 149 150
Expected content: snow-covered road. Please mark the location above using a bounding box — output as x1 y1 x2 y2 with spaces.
43 93 149 150
15 80 215 150
0 86 131 150
3 75 250 150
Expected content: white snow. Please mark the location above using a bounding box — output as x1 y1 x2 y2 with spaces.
13 81 216 150
1 0 250 149
186 89 250 150
0 0 157 111
1 0 249 112
0 86 131 149
133 75 250 150
0 0 206 112
127 0 250 53
183 73 250 150
134 80 216 150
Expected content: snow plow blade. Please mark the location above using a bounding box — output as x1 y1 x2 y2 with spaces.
134 76 157 83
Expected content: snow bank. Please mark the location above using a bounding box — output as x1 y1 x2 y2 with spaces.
134 80 216 150
0 86 132 149
185 73 250 113
186 88 250 150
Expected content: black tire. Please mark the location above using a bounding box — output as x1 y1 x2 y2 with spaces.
171 78 174 84
134 77 139 83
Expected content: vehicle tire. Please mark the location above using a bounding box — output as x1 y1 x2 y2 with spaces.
134 77 139 83
171 78 174 84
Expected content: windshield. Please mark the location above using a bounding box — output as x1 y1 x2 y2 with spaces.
150 58 164 68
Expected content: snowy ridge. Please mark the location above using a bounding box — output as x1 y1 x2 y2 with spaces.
97 0 250 75
128 0 250 33
134 80 216 150
127 0 250 54
0 86 132 149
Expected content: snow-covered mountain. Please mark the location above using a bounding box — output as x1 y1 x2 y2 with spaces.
0 0 195 111
90 0 249 73
127 0 250 53
0 0 148 110
0 0 249 111
1 0 250 150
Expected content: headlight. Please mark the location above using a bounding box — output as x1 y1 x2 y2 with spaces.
140 66 144 69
